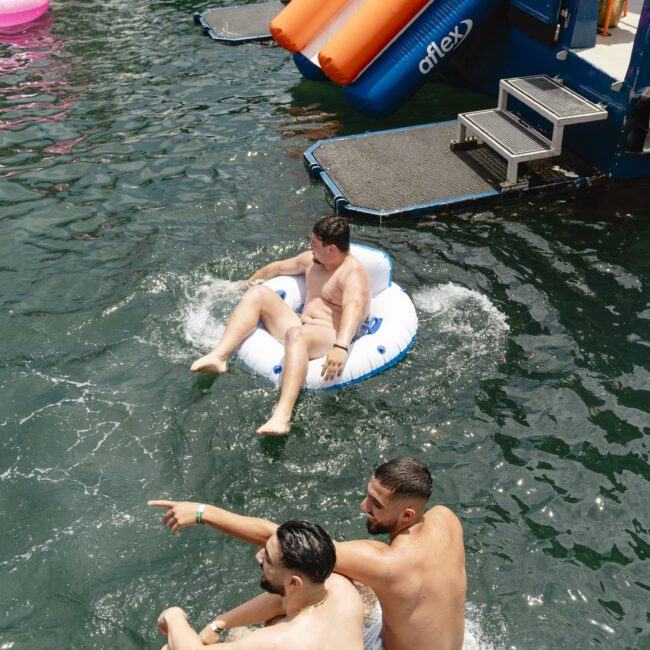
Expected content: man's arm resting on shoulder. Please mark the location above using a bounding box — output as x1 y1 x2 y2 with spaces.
148 500 278 547
333 539 394 585
248 252 311 283
198 594 285 645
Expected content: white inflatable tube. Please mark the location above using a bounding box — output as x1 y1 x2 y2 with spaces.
237 244 418 390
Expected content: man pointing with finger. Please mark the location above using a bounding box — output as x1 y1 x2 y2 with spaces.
190 216 371 435
150 458 467 650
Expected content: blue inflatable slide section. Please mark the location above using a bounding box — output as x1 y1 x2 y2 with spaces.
296 0 503 118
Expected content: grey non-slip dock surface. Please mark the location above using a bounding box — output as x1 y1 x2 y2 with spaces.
309 122 594 214
196 2 283 41
312 124 495 211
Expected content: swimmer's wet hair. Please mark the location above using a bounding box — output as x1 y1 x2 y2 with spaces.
374 458 432 501
276 520 336 584
312 216 350 252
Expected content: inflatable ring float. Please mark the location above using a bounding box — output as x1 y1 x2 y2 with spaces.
0 0 49 28
237 244 418 389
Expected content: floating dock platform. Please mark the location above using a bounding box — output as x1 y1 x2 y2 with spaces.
305 121 597 218
305 76 606 218
194 2 285 44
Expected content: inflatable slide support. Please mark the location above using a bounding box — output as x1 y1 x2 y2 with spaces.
271 0 504 117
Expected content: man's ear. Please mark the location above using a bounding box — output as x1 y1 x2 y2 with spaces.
287 574 303 592
401 507 417 525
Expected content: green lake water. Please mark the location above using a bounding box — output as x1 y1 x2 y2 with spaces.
1 1 649 648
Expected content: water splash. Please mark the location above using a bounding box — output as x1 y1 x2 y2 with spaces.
463 601 510 649
414 283 508 330
181 274 243 352
143 271 246 364
413 283 509 383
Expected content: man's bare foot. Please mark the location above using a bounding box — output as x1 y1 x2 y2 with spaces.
190 351 228 374
256 414 291 436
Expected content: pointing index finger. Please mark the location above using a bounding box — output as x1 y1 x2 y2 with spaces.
148 500 174 509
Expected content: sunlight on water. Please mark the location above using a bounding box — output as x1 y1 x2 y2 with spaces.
0 1 648 649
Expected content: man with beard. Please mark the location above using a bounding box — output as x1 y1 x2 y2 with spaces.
150 458 466 650
156 520 364 650
190 216 371 435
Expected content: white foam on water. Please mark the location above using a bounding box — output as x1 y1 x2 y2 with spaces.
414 283 509 333
463 601 510 650
141 272 247 363
413 283 509 383
181 274 244 352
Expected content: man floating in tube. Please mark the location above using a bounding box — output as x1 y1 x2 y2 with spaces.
191 216 371 435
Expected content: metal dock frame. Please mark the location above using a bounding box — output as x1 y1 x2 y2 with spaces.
453 76 608 190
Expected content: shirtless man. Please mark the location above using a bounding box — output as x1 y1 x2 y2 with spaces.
149 458 467 650
190 216 371 435
156 520 363 650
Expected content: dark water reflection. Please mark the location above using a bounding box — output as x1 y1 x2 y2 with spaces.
0 1 648 649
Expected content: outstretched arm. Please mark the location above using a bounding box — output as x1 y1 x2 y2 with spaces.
148 500 278 547
248 252 311 283
333 539 393 587
198 594 285 645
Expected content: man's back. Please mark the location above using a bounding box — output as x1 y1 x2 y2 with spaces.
375 506 465 650
336 505 465 650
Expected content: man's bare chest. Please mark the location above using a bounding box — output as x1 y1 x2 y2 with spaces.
306 266 342 305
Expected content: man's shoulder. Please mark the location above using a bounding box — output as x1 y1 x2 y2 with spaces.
424 504 461 526
326 572 362 597
296 250 313 264
323 575 364 625
422 506 464 546
340 255 371 284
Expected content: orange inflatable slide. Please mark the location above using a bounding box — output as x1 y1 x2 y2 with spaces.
271 0 432 85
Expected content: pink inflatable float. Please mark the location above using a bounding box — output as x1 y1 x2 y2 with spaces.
0 0 49 28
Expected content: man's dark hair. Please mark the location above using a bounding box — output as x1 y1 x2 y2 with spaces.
374 458 432 501
276 520 336 584
312 216 350 252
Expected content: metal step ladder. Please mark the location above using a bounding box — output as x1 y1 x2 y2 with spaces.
451 75 608 191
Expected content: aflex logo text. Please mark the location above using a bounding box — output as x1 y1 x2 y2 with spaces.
418 19 473 75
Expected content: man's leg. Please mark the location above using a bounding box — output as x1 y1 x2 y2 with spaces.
257 324 335 435
191 285 301 374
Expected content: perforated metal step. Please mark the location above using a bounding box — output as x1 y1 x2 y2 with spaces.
455 76 608 189
500 76 609 125
459 109 555 156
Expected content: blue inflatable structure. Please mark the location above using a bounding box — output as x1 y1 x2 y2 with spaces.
287 0 503 117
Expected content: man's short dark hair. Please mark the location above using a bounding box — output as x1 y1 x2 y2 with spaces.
374 458 432 501
312 216 350 252
276 520 336 584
